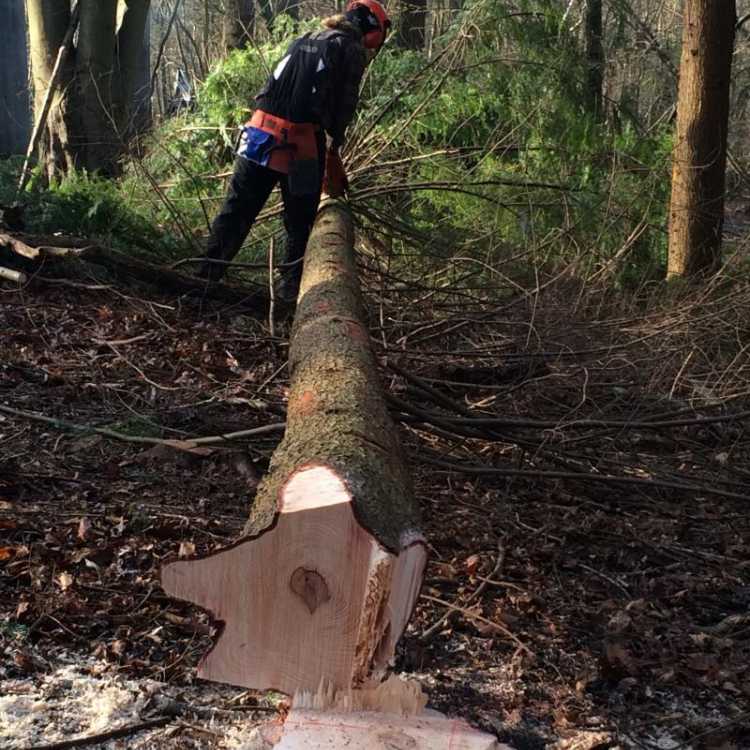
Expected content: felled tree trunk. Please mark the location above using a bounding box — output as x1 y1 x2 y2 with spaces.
162 203 427 695
667 0 736 278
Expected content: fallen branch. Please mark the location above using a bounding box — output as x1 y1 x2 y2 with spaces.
421 539 506 641
422 455 750 501
0 232 270 312
420 594 533 656
23 717 171 750
0 404 285 448
394 396 750 432
0 266 27 284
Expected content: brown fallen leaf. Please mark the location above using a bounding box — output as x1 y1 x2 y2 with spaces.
179 541 196 558
464 554 480 576
77 517 92 542
13 651 35 674
0 546 16 561
57 571 74 591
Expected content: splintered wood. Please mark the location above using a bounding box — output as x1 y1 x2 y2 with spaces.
161 202 427 694
261 678 507 749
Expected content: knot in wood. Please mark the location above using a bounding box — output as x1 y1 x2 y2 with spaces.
290 567 330 614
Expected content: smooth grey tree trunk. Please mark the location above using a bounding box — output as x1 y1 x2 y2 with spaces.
0 0 31 155
75 0 119 174
116 0 152 138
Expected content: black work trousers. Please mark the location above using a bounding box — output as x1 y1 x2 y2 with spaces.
201 139 324 283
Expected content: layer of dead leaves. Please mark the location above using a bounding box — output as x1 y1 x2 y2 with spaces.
2 273 749 750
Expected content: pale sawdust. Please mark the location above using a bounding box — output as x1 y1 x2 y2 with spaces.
0 654 268 749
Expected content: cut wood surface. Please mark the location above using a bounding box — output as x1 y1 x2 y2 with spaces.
275 709 508 750
162 202 426 695
0 266 27 284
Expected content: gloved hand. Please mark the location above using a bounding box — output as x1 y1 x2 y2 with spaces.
322 148 349 198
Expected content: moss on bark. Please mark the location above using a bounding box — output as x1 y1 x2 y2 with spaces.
245 203 421 551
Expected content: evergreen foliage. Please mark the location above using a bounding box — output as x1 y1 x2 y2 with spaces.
4 1 678 286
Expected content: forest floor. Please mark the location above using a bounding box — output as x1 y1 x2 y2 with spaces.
1 255 749 750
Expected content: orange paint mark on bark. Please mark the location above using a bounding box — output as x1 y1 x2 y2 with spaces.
294 389 318 416
314 301 333 315
347 320 368 343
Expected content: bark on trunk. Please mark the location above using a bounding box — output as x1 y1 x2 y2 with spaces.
223 0 255 51
26 0 151 181
398 0 427 49
75 0 119 174
116 0 152 139
274 0 298 21
26 0 78 179
585 0 604 120
667 0 736 279
162 203 426 695
0 0 31 155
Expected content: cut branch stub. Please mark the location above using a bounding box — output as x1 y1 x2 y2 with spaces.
162 202 426 695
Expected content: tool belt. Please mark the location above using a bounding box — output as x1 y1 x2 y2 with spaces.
243 110 320 180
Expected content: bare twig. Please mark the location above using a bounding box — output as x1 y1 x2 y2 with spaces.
422 539 507 640
421 455 750 502
23 717 171 750
420 593 533 655
0 404 284 448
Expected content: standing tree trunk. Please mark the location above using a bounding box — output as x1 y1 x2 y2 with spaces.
25 0 153 182
274 0 298 22
224 0 255 50
585 0 604 120
0 0 31 156
667 0 736 279
116 0 152 139
75 0 118 174
398 0 427 49
26 0 77 179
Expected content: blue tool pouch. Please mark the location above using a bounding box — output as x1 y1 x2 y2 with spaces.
237 126 275 166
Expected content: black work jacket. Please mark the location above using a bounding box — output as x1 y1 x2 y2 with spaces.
254 25 367 148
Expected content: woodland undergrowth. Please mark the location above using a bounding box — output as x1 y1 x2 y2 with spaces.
4 0 683 285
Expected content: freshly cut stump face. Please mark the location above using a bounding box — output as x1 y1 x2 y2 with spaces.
161 465 426 694
275 709 508 749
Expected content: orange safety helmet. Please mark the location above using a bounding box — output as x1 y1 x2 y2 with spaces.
345 0 391 50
